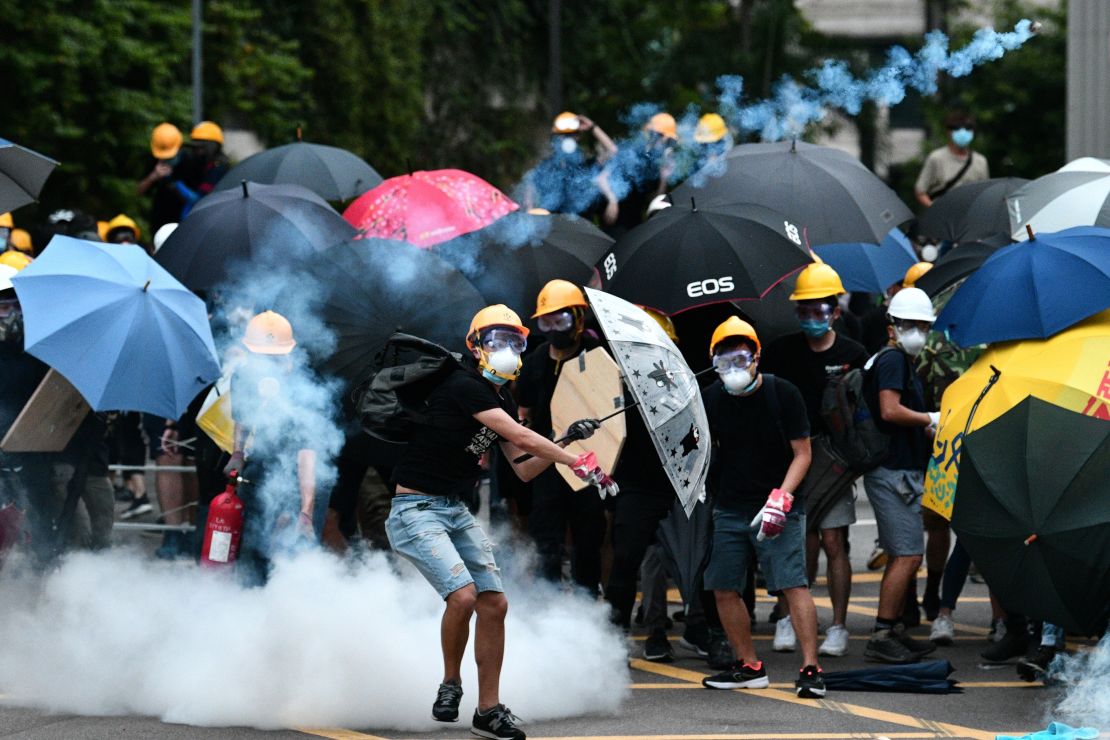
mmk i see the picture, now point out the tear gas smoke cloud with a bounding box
[0,548,629,730]
[1051,635,1110,729]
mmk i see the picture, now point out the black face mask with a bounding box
[548,329,579,349]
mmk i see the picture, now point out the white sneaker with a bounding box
[990,618,1007,643]
[773,615,797,652]
[818,624,850,656]
[930,614,956,646]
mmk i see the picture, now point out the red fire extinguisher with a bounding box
[201,471,244,568]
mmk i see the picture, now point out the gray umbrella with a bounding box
[0,137,59,214]
[214,139,382,202]
[1007,157,1110,241]
[669,140,912,246]
[656,498,712,607]
[918,177,1028,243]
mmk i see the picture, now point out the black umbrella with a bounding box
[434,211,608,320]
[596,202,812,316]
[918,177,1029,243]
[656,499,711,607]
[0,137,59,213]
[669,140,912,246]
[214,138,382,201]
[156,181,356,290]
[914,236,1011,297]
[822,661,961,694]
[951,398,1110,636]
[303,238,486,388]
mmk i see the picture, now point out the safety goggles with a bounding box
[712,347,755,373]
[480,328,527,354]
[536,310,575,333]
[795,303,835,321]
[892,318,933,334]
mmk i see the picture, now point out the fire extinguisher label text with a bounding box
[208,531,233,563]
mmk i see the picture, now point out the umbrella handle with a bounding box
[510,402,641,465]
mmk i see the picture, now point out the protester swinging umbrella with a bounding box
[918,177,1028,244]
[922,309,1110,520]
[0,137,59,214]
[812,228,917,294]
[436,211,610,319]
[596,201,812,316]
[155,181,356,290]
[952,397,1110,636]
[214,132,382,201]
[913,235,1011,297]
[584,287,709,515]
[11,235,220,420]
[1008,157,1110,241]
[936,226,1110,347]
[669,140,912,246]
[343,169,518,248]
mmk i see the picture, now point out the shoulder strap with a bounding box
[928,154,974,199]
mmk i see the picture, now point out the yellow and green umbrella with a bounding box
[924,309,1110,519]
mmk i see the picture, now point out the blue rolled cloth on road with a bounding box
[820,659,961,694]
[995,721,1100,740]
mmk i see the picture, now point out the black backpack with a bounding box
[820,347,908,473]
[356,332,465,444]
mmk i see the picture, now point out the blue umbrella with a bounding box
[935,226,1110,347]
[813,228,917,293]
[11,236,220,419]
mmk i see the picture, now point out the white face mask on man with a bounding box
[720,367,757,395]
[894,327,928,356]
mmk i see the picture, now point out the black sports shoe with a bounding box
[707,627,735,669]
[120,495,153,520]
[1018,645,1060,682]
[865,629,919,664]
[471,704,525,740]
[795,665,827,698]
[678,622,709,656]
[432,681,463,722]
[702,661,769,690]
[643,628,674,663]
[981,627,1030,664]
[893,623,936,657]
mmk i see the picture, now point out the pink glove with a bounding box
[750,488,794,541]
[571,451,620,499]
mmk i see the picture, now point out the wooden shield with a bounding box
[1,369,90,452]
[550,347,626,490]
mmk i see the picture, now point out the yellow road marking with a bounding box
[629,659,998,740]
[297,729,391,740]
[629,681,1039,690]
[530,734,946,739]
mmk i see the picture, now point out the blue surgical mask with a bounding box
[951,128,974,148]
[800,318,831,338]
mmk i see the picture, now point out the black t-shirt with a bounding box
[515,335,601,439]
[392,366,518,496]
[0,342,47,440]
[761,332,868,435]
[703,375,810,514]
[146,156,185,234]
[867,348,929,471]
[613,395,672,492]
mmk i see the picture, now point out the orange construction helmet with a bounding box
[9,228,32,254]
[243,310,296,355]
[552,112,581,134]
[641,306,678,342]
[467,304,529,350]
[645,112,677,140]
[709,316,760,357]
[0,213,12,229]
[151,122,183,159]
[533,279,587,318]
[190,120,224,145]
[903,261,934,287]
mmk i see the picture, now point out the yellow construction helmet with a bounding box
[533,279,587,318]
[694,113,728,144]
[190,120,224,145]
[96,221,110,241]
[467,304,529,350]
[0,213,12,229]
[9,229,31,254]
[243,310,296,355]
[106,214,141,240]
[0,250,33,271]
[641,306,678,342]
[710,316,760,358]
[789,263,845,301]
[150,122,183,159]
[645,112,677,140]
[552,112,581,134]
[903,261,935,287]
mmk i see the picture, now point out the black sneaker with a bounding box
[795,665,827,698]
[471,704,525,740]
[643,628,674,663]
[120,495,153,520]
[865,629,919,664]
[678,622,709,656]
[702,661,770,690]
[707,627,735,670]
[1018,645,1060,682]
[432,681,463,722]
[113,484,131,502]
[893,623,936,657]
[981,628,1030,664]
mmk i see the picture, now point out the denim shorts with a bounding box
[386,494,503,599]
[863,466,924,557]
[703,507,808,595]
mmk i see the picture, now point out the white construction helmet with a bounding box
[152,222,178,254]
[887,287,936,323]
[647,194,672,217]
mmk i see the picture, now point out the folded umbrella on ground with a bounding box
[813,228,917,294]
[214,137,382,201]
[918,177,1028,244]
[0,137,58,214]
[820,660,961,694]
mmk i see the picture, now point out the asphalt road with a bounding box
[0,491,1096,740]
